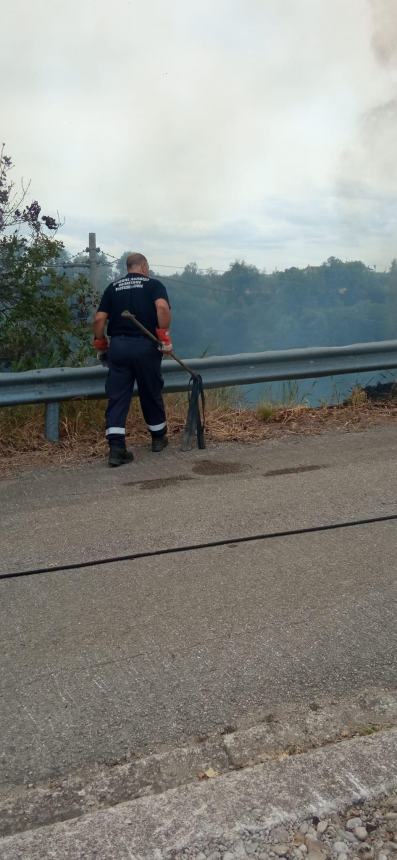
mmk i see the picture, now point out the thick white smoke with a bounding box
[335,0,397,260]
[370,0,397,67]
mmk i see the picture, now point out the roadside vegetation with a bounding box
[2,387,397,477]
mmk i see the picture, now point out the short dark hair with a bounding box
[126,252,148,270]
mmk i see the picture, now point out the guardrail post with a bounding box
[45,402,60,442]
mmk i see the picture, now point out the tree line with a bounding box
[1,148,396,370]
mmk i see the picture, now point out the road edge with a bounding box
[1,727,396,859]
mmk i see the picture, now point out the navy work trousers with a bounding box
[105,335,167,448]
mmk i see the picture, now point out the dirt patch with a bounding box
[128,475,194,491]
[265,464,327,477]
[192,460,247,476]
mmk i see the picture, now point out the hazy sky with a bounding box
[2,0,397,272]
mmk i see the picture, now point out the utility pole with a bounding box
[86,232,100,298]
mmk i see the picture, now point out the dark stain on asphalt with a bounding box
[126,475,194,490]
[192,460,247,476]
[264,464,327,477]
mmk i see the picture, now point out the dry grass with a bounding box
[346,385,369,408]
[257,401,278,422]
[1,390,397,478]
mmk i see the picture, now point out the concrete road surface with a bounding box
[2,425,397,575]
[0,427,396,792]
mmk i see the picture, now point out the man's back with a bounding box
[98,273,170,338]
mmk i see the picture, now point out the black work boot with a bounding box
[151,435,169,453]
[108,446,134,467]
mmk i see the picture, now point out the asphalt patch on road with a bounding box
[265,464,328,477]
[192,460,248,476]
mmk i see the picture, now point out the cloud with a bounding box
[2,0,396,269]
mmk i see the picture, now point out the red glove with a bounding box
[156,328,173,353]
[93,337,108,352]
[93,337,109,365]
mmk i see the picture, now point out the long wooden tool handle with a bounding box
[121,310,198,378]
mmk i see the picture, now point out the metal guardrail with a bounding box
[1,339,397,442]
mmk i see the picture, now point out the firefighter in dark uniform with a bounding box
[93,252,172,467]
